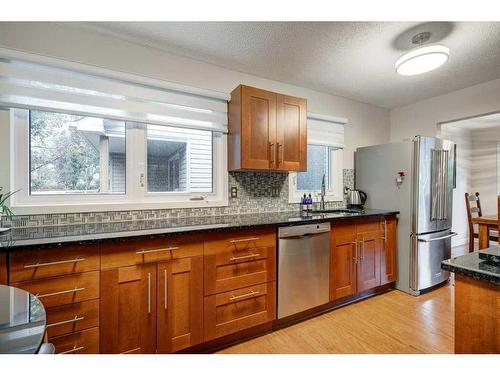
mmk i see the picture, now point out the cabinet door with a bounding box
[157,257,203,353]
[100,264,157,354]
[0,252,6,284]
[276,94,307,171]
[381,216,398,284]
[330,221,358,301]
[241,86,276,170]
[357,230,382,293]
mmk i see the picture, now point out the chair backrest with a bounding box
[465,192,482,234]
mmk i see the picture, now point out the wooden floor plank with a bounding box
[218,284,454,354]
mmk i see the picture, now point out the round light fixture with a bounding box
[395,32,450,76]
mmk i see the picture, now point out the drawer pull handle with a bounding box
[229,253,260,262]
[59,345,84,354]
[229,237,259,244]
[36,287,85,299]
[24,258,86,269]
[47,315,84,328]
[229,290,259,301]
[147,272,151,314]
[136,246,179,255]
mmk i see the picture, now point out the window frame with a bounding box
[288,146,344,204]
[10,108,228,215]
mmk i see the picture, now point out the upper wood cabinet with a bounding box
[228,85,307,172]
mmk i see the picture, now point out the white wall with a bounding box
[390,77,500,142]
[470,126,500,216]
[0,22,391,170]
[439,125,471,246]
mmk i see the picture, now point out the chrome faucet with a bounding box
[320,174,326,210]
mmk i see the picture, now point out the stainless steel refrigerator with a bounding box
[355,136,456,296]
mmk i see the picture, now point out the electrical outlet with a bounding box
[271,186,279,197]
[230,186,238,198]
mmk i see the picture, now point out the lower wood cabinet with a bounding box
[0,252,6,284]
[204,282,276,341]
[51,326,100,354]
[100,256,204,354]
[157,256,203,353]
[100,263,157,354]
[330,215,397,301]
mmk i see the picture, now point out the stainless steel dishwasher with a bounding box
[278,222,330,319]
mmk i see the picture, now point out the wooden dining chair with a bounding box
[465,192,482,253]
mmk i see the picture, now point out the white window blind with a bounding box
[0,48,229,133]
[307,112,347,148]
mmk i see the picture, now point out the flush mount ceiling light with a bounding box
[395,32,450,76]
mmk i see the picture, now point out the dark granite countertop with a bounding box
[441,246,500,286]
[0,209,398,249]
[0,285,46,354]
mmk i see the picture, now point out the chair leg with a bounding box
[468,233,474,253]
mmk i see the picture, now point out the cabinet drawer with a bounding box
[356,218,381,234]
[101,235,203,269]
[52,327,99,354]
[204,229,276,255]
[204,245,276,295]
[10,245,100,283]
[46,299,99,339]
[12,271,99,308]
[204,282,276,341]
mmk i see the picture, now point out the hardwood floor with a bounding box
[217,245,473,354]
[218,283,454,354]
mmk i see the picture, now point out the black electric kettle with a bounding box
[346,188,367,208]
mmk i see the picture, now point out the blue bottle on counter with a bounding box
[301,194,308,212]
[307,194,313,211]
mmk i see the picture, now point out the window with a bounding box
[29,110,126,195]
[146,125,213,193]
[12,109,227,214]
[289,145,343,203]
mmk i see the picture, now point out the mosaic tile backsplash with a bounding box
[3,169,354,228]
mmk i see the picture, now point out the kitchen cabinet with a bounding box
[100,264,157,354]
[381,216,398,284]
[0,253,6,284]
[228,85,307,172]
[330,216,396,301]
[9,244,101,354]
[157,256,203,353]
[356,220,382,293]
[329,220,358,300]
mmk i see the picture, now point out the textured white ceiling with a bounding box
[81,22,500,109]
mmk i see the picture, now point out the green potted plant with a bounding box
[0,190,19,234]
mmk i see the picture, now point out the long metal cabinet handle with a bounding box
[136,246,178,255]
[47,315,84,328]
[147,272,151,314]
[360,240,365,260]
[59,345,84,354]
[269,142,275,166]
[36,287,85,299]
[278,143,284,164]
[229,290,259,301]
[381,220,387,241]
[229,237,259,244]
[417,232,458,242]
[352,241,357,264]
[164,269,168,311]
[24,258,86,269]
[230,253,260,262]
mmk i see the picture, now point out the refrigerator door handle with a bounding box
[417,232,457,242]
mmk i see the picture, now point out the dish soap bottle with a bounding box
[307,194,313,211]
[301,194,308,212]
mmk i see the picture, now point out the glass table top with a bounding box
[0,284,47,354]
